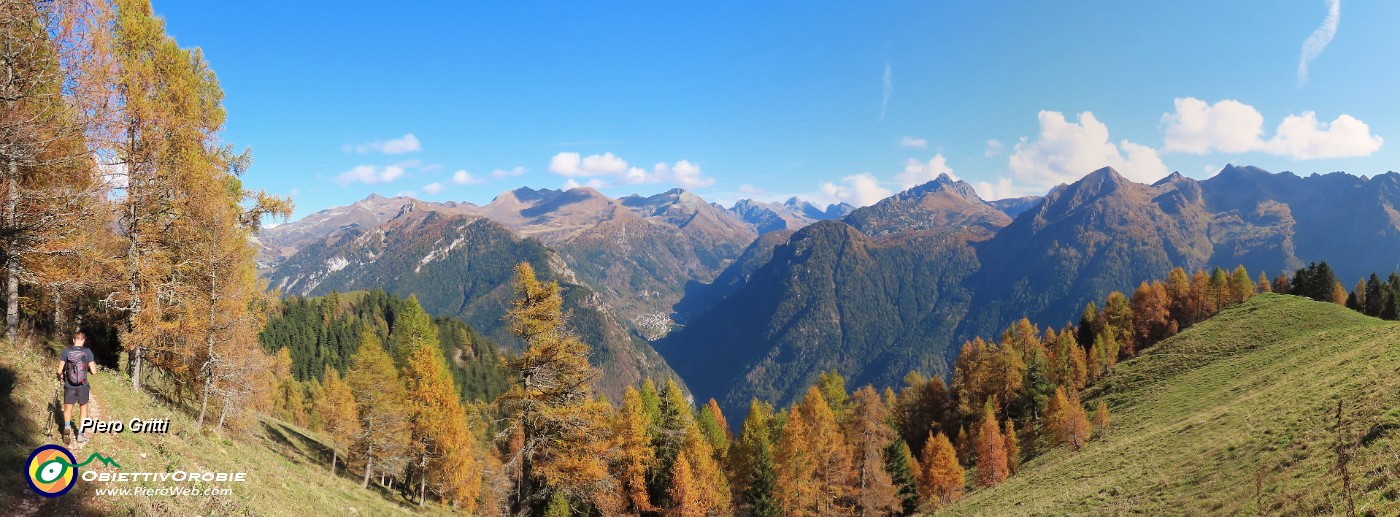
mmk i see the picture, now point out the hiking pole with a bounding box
[43,376,59,441]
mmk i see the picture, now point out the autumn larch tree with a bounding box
[849,386,899,516]
[974,404,1009,487]
[0,0,106,343]
[1131,280,1171,347]
[918,431,964,511]
[1043,386,1069,447]
[667,454,701,517]
[1229,265,1254,304]
[317,366,360,479]
[1100,291,1134,357]
[1066,390,1093,450]
[613,386,654,515]
[402,325,481,509]
[1003,419,1021,475]
[799,386,854,515]
[345,329,410,489]
[1093,401,1111,438]
[497,262,617,514]
[775,405,816,515]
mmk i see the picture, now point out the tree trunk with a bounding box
[52,290,62,336]
[197,269,217,427]
[6,156,18,344]
[131,346,142,390]
[329,446,338,478]
[361,447,374,489]
[218,391,229,429]
[419,457,427,506]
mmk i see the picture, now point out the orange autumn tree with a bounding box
[498,263,618,514]
[1093,401,1111,437]
[667,454,701,517]
[775,405,817,514]
[848,386,900,516]
[317,366,359,479]
[775,386,854,516]
[974,404,1009,487]
[1003,419,1021,475]
[403,326,482,509]
[613,386,654,515]
[1066,390,1094,450]
[919,431,964,510]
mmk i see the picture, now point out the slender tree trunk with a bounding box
[218,391,229,429]
[361,445,374,489]
[6,156,18,344]
[197,270,217,427]
[329,446,338,478]
[126,136,143,390]
[419,457,427,506]
[52,289,62,335]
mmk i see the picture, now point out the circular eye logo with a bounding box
[26,444,78,498]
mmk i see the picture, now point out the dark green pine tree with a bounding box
[1365,273,1384,317]
[885,438,920,516]
[746,432,781,517]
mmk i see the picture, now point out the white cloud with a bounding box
[547,152,714,189]
[1297,0,1340,86]
[354,134,422,155]
[896,154,956,189]
[452,169,485,185]
[899,136,928,149]
[548,152,628,177]
[422,182,444,195]
[880,63,892,121]
[1162,98,1266,154]
[1161,97,1382,160]
[563,178,607,190]
[973,177,1026,201]
[984,139,1004,157]
[819,173,892,207]
[490,166,528,179]
[336,164,406,186]
[1008,110,1169,188]
[655,160,715,188]
[1266,111,1382,159]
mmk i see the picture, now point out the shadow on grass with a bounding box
[258,418,418,508]
[0,343,105,516]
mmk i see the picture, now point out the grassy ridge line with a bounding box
[941,293,1400,516]
[1,340,455,516]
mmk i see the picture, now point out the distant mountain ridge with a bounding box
[661,165,1400,417]
[262,208,677,398]
[258,165,1400,416]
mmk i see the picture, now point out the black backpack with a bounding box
[64,349,87,386]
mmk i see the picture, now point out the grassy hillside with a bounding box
[0,339,455,516]
[943,293,1400,516]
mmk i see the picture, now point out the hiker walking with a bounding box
[56,330,97,444]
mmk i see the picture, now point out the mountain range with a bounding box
[258,186,852,397]
[257,165,1400,410]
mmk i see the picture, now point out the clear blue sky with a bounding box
[151,1,1399,220]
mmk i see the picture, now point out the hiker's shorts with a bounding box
[63,384,89,405]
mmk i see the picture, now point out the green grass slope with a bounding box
[942,293,1400,516]
[1,340,455,516]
